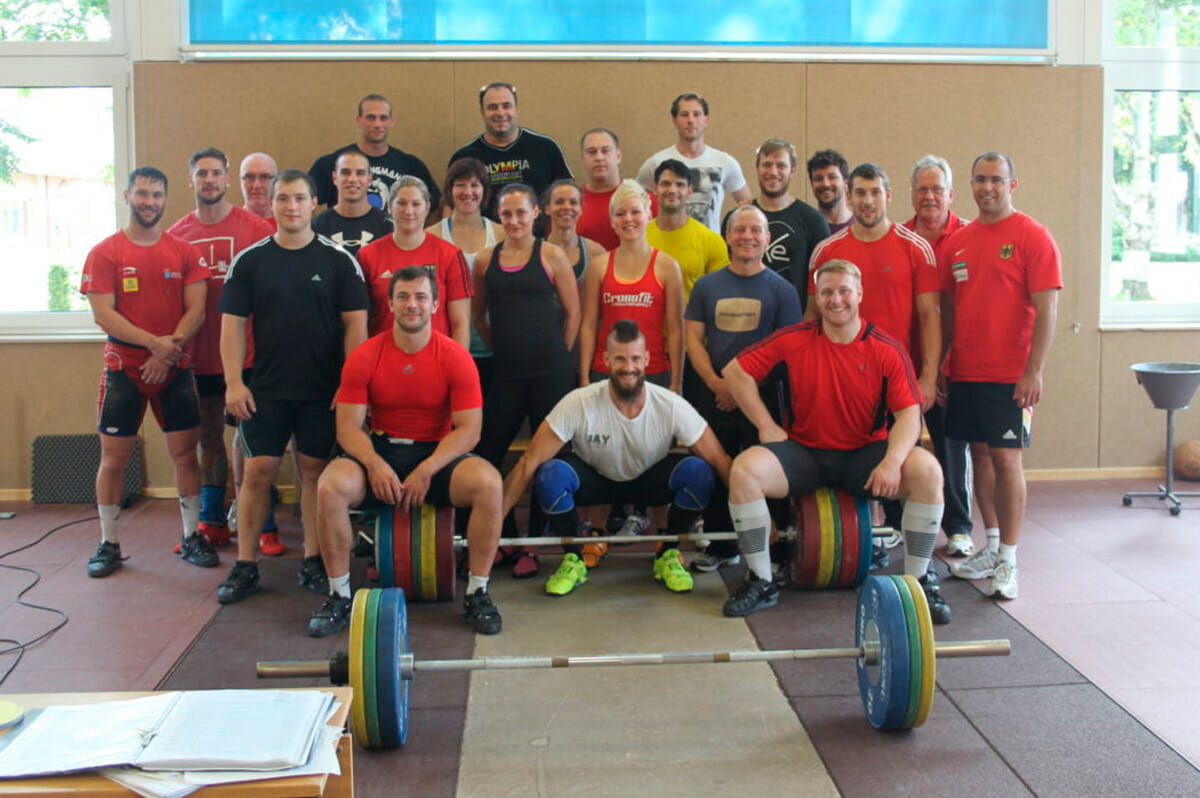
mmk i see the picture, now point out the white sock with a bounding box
[986,527,1000,553]
[328,572,351,599]
[98,504,121,544]
[997,543,1018,566]
[467,573,490,594]
[902,501,943,578]
[730,499,772,581]
[179,494,201,539]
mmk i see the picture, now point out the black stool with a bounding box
[1122,362,1200,516]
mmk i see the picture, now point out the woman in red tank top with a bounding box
[577,180,684,392]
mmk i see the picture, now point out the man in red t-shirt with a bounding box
[720,260,951,622]
[310,266,504,638]
[942,152,1063,601]
[577,128,657,251]
[80,166,214,579]
[168,147,273,545]
[902,154,974,560]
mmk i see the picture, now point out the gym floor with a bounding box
[1,477,1198,796]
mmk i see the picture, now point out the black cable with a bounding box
[0,516,93,686]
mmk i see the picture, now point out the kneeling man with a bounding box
[312,266,503,637]
[503,319,731,596]
[723,260,951,622]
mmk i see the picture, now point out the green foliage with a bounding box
[46,264,71,311]
[0,118,34,184]
[1115,0,1199,47]
[0,0,109,41]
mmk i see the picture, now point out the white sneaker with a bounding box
[988,561,1019,599]
[617,511,650,537]
[945,534,976,557]
[689,551,741,573]
[949,547,997,580]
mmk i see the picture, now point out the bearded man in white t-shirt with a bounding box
[501,319,731,597]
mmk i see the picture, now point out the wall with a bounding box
[3,58,1197,493]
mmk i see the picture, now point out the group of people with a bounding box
[78,85,1062,639]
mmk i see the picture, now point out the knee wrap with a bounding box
[669,456,715,512]
[533,459,580,514]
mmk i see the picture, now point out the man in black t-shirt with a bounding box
[216,169,369,607]
[448,82,572,220]
[722,138,829,312]
[308,93,442,214]
[311,148,392,256]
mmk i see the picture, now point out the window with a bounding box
[0,1,127,340]
[187,0,1050,49]
[1103,0,1200,326]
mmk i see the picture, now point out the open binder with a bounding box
[0,690,334,779]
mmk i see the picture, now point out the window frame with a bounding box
[1100,3,1200,328]
[0,1,130,342]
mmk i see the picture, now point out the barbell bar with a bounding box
[256,575,1011,747]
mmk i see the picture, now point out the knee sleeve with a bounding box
[669,456,716,512]
[533,459,580,514]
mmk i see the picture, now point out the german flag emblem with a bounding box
[999,244,1014,259]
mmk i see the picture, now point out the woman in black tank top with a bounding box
[471,183,580,577]
[543,179,607,287]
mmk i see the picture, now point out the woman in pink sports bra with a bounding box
[577,179,684,393]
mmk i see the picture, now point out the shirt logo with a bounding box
[122,266,138,276]
[1002,429,1018,440]
[999,244,1014,260]
[952,261,968,282]
[403,365,414,374]
[586,433,611,446]
[122,277,139,292]
[379,269,393,280]
[163,270,182,280]
[602,291,654,308]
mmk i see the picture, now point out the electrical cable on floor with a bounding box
[0,516,93,686]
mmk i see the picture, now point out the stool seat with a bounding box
[1123,362,1200,516]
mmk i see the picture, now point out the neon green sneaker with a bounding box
[653,548,694,593]
[546,553,588,596]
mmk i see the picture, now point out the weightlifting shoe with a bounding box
[179,531,219,568]
[949,547,997,580]
[197,521,231,547]
[546,553,588,596]
[512,552,540,579]
[617,510,650,536]
[869,542,890,572]
[217,560,261,604]
[308,594,353,637]
[945,533,976,557]
[988,561,1019,600]
[690,550,741,573]
[259,531,285,557]
[723,574,780,617]
[87,541,125,578]
[462,588,503,635]
[297,555,329,594]
[919,571,953,625]
[653,548,694,593]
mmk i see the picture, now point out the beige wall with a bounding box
[2,59,1197,493]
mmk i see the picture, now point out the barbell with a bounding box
[372,487,883,601]
[257,575,1011,748]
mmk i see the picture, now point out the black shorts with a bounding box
[761,439,889,498]
[238,397,335,459]
[97,366,199,437]
[224,368,255,427]
[546,451,690,509]
[345,436,473,509]
[945,381,1032,449]
[195,373,225,399]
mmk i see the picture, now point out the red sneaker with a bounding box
[198,521,231,546]
[259,531,285,557]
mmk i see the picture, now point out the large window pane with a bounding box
[0,0,111,42]
[188,0,1048,48]
[0,87,115,313]
[1109,90,1200,311]
[1115,0,1199,48]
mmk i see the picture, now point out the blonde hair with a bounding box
[814,259,862,287]
[609,178,651,216]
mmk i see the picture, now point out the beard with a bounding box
[610,369,645,400]
[132,207,164,228]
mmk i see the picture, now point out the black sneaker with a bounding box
[462,588,502,635]
[920,571,953,625]
[870,542,890,572]
[308,593,353,637]
[217,560,261,605]
[297,555,329,594]
[87,541,125,578]
[723,575,780,617]
[179,531,219,568]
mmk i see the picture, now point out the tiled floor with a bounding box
[1,476,1199,794]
